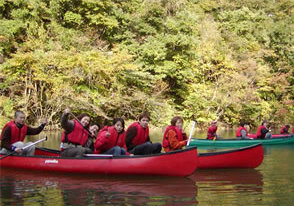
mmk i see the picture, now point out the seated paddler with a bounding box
[256,120,272,139]
[280,125,290,134]
[94,118,128,156]
[60,108,93,158]
[207,120,220,140]
[162,116,187,152]
[125,113,162,155]
[236,121,253,140]
[0,110,47,156]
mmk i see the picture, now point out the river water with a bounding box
[1,129,294,206]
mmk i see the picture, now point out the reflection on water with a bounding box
[191,169,263,194]
[0,168,197,206]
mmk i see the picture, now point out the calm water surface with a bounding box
[1,129,294,206]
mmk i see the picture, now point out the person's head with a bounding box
[240,121,247,127]
[138,113,150,129]
[14,110,25,125]
[77,113,91,127]
[261,120,267,126]
[211,120,217,126]
[113,118,125,133]
[171,116,183,129]
[285,125,290,129]
[89,124,100,136]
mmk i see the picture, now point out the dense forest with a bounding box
[0,0,294,129]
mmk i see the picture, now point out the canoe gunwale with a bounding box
[27,146,198,160]
[194,135,294,141]
[198,143,262,157]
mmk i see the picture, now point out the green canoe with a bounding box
[189,135,294,148]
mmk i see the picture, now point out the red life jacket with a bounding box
[236,126,248,137]
[0,121,28,144]
[61,120,88,146]
[127,122,149,146]
[256,125,267,137]
[280,126,289,134]
[207,126,217,139]
[162,125,184,148]
[94,126,127,154]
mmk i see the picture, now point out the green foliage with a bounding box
[1,0,294,129]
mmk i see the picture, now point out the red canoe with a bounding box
[198,143,264,169]
[0,147,198,177]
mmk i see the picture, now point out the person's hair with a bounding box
[138,113,150,121]
[171,116,183,126]
[14,110,25,118]
[77,113,90,121]
[90,123,100,131]
[286,125,290,129]
[113,118,125,130]
[77,113,91,128]
[261,120,267,126]
[240,121,247,127]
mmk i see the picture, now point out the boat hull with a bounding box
[0,147,198,177]
[198,144,264,169]
[190,135,294,148]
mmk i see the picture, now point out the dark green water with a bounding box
[1,129,294,206]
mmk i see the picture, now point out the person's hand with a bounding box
[64,108,71,114]
[42,117,48,125]
[14,148,22,154]
[105,132,110,138]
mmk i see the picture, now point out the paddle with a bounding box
[69,112,95,138]
[0,136,48,160]
[83,154,113,157]
[186,120,197,146]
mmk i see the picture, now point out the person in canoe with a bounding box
[207,120,220,140]
[60,108,93,157]
[162,116,188,152]
[94,118,128,155]
[84,123,100,153]
[236,121,253,140]
[125,113,162,155]
[256,120,272,139]
[0,110,48,156]
[280,125,290,134]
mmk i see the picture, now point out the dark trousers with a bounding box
[61,147,92,158]
[129,142,162,155]
[104,146,127,156]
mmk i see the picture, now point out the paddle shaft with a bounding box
[83,154,113,157]
[0,137,47,160]
[186,120,197,146]
[69,112,95,138]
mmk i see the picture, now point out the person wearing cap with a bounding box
[207,121,220,140]
[236,121,253,140]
